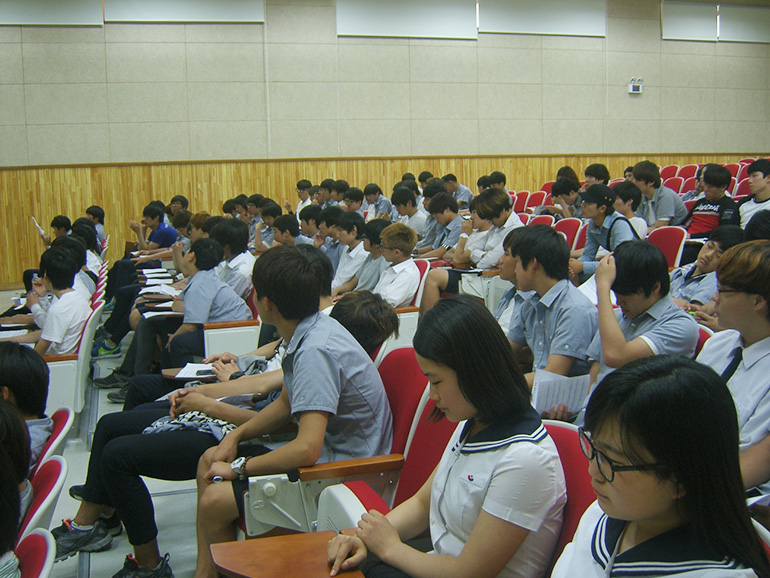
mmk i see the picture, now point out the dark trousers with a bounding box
[81,406,219,546]
[106,259,138,301]
[118,316,204,377]
[123,375,179,411]
[103,284,142,344]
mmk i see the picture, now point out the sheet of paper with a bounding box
[143,270,173,278]
[531,370,592,414]
[0,329,30,338]
[143,278,173,285]
[142,311,183,319]
[577,274,618,307]
[0,323,28,328]
[31,216,45,238]
[139,285,181,296]
[140,268,167,273]
[176,363,214,379]
[152,302,174,309]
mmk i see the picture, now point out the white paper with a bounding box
[143,278,173,285]
[152,302,174,309]
[577,275,618,307]
[175,363,214,379]
[0,323,28,328]
[531,370,592,414]
[0,329,30,338]
[142,311,183,319]
[139,285,181,296]
[143,270,173,278]
[131,251,141,256]
[31,216,45,239]
[140,268,167,273]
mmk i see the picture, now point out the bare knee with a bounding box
[199,483,237,524]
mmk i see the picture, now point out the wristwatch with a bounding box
[230,457,248,480]
[229,371,245,381]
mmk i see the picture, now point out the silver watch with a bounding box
[231,457,248,480]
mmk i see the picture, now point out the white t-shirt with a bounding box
[40,290,91,354]
[331,242,368,291]
[372,258,420,308]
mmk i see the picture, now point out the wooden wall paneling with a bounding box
[0,153,762,287]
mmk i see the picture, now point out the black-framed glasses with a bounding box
[578,428,666,483]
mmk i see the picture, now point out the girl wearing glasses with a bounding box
[551,355,770,577]
[327,295,567,578]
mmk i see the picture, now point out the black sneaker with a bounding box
[94,370,130,390]
[93,326,110,343]
[107,384,129,404]
[54,518,113,562]
[112,553,173,578]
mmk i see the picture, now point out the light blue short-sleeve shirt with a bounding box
[181,268,252,325]
[669,263,717,305]
[579,213,639,277]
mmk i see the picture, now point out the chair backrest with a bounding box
[376,348,429,455]
[246,287,259,319]
[16,529,55,578]
[736,163,750,182]
[553,218,582,248]
[734,177,751,198]
[683,199,697,212]
[663,176,684,194]
[529,215,555,227]
[694,324,714,358]
[395,394,460,507]
[30,408,74,478]
[608,178,625,187]
[543,421,595,576]
[75,301,105,411]
[517,212,530,225]
[723,163,741,178]
[681,176,697,194]
[677,164,699,179]
[410,259,430,307]
[573,223,588,251]
[660,164,679,180]
[525,191,546,209]
[512,192,529,213]
[18,456,67,542]
[647,226,687,268]
[541,180,555,195]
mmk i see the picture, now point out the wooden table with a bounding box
[210,531,364,578]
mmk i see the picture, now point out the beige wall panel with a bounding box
[184,23,262,44]
[105,43,187,83]
[105,23,185,43]
[187,82,266,122]
[478,120,543,155]
[268,120,339,158]
[408,44,478,84]
[543,84,605,120]
[604,119,661,153]
[715,89,766,122]
[477,83,542,120]
[660,86,715,120]
[714,56,766,91]
[542,49,605,86]
[269,82,338,120]
[21,26,103,44]
[266,43,337,82]
[107,82,188,123]
[605,87,661,120]
[542,120,605,154]
[411,120,479,156]
[660,120,716,153]
[715,121,768,153]
[337,44,410,83]
[0,43,23,84]
[264,3,336,44]
[477,47,542,84]
[27,124,110,165]
[109,122,190,163]
[0,126,28,166]
[607,0,659,20]
[338,120,412,157]
[190,121,267,161]
[607,17,661,54]
[661,39,716,56]
[542,36,605,52]
[606,51,659,86]
[0,84,25,125]
[660,53,716,88]
[25,83,108,124]
[715,41,769,59]
[410,83,478,120]
[22,43,105,84]
[338,83,410,120]
[0,27,21,43]
[477,32,541,50]
[186,43,264,82]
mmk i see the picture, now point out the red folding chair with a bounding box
[663,176,684,194]
[411,259,430,307]
[517,213,530,225]
[723,163,740,178]
[512,192,529,213]
[681,176,698,195]
[526,191,547,210]
[573,224,588,251]
[30,408,74,478]
[541,181,555,195]
[16,529,55,578]
[647,226,687,268]
[733,178,751,199]
[18,457,67,542]
[677,164,699,180]
[660,165,679,180]
[529,215,556,227]
[553,218,582,248]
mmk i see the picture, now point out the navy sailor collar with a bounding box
[591,513,742,576]
[457,405,546,454]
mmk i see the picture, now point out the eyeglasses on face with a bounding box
[578,427,665,483]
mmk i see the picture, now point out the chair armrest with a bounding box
[481,269,501,276]
[204,320,260,330]
[394,306,419,315]
[43,354,78,363]
[298,454,405,482]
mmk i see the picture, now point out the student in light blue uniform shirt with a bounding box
[364,183,397,221]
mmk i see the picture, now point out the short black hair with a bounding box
[748,159,770,178]
[247,194,264,207]
[260,202,283,220]
[612,240,670,297]
[330,291,399,355]
[0,343,49,419]
[142,204,165,221]
[210,217,249,255]
[71,222,100,254]
[551,177,580,198]
[612,180,643,211]
[745,210,770,242]
[632,160,662,188]
[391,187,417,208]
[474,188,511,220]
[0,398,31,485]
[233,194,249,209]
[363,219,391,246]
[422,180,447,200]
[584,163,610,184]
[170,195,189,209]
[297,179,312,190]
[318,205,344,227]
[702,164,732,189]
[344,187,364,203]
[488,171,506,186]
[427,192,459,215]
[50,235,87,269]
[272,214,300,238]
[252,246,322,320]
[418,171,433,184]
[508,224,569,280]
[85,205,105,224]
[401,172,416,181]
[363,183,383,198]
[222,199,237,215]
[189,238,225,271]
[202,216,225,234]
[39,246,78,290]
[336,211,366,238]
[320,178,335,191]
[51,215,71,231]
[477,175,490,189]
[296,244,334,298]
[709,225,744,252]
[332,179,350,195]
[299,204,322,224]
[442,173,458,183]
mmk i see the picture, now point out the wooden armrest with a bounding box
[43,354,78,362]
[297,454,405,481]
[204,320,260,330]
[481,269,500,276]
[395,306,419,315]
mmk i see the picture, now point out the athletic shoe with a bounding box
[54,518,113,562]
[93,370,130,390]
[93,326,110,343]
[92,340,122,358]
[103,299,115,312]
[112,553,173,578]
[107,385,129,404]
